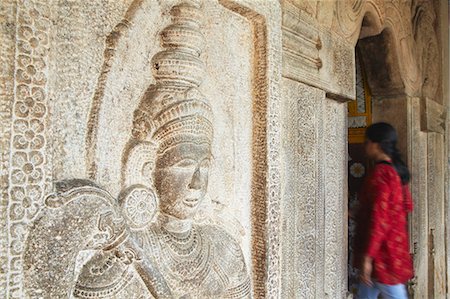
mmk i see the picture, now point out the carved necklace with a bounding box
[161,225,199,256]
[158,225,212,283]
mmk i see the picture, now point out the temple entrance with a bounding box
[347,46,372,295]
[346,30,413,295]
[347,22,447,296]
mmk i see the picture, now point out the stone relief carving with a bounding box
[384,1,421,96]
[22,1,252,298]
[4,1,52,297]
[280,79,322,298]
[334,0,385,43]
[323,98,347,299]
[281,1,356,100]
[412,0,440,101]
[345,0,441,99]
[1,0,278,297]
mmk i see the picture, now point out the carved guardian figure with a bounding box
[23,1,250,298]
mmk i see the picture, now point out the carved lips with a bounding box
[183,197,200,208]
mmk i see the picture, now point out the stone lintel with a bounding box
[281,1,355,101]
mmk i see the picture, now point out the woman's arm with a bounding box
[365,166,392,259]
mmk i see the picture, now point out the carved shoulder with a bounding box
[201,225,251,297]
[201,225,249,280]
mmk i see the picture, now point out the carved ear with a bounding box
[121,139,158,188]
[118,184,158,230]
[120,135,159,231]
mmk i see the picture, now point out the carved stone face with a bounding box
[154,142,211,220]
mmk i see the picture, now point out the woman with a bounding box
[354,122,414,299]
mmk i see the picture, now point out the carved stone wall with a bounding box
[0,1,17,296]
[280,79,347,298]
[0,0,448,298]
[1,0,282,298]
[280,79,323,298]
[323,98,347,299]
[280,0,448,298]
[407,97,429,298]
[1,1,53,297]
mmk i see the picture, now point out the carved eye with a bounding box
[172,159,197,168]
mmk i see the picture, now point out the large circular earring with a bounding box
[119,184,158,230]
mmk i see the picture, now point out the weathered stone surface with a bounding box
[281,1,355,99]
[420,97,446,134]
[280,79,347,298]
[0,0,447,298]
[0,1,17,296]
[407,96,429,298]
[426,132,446,298]
[1,0,282,297]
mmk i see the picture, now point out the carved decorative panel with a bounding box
[281,79,321,298]
[4,1,52,297]
[427,133,446,298]
[323,98,347,298]
[412,0,440,101]
[334,0,385,42]
[281,1,355,100]
[280,79,348,298]
[1,0,283,298]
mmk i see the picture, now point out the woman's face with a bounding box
[364,139,379,159]
[153,143,211,220]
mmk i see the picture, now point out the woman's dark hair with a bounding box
[365,122,410,185]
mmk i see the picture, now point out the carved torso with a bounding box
[74,224,250,299]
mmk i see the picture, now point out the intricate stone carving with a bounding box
[384,1,421,96]
[333,0,385,43]
[120,185,158,230]
[4,1,52,297]
[426,133,446,298]
[23,180,126,298]
[323,98,347,298]
[412,0,440,101]
[279,80,348,298]
[407,96,429,298]
[20,1,262,298]
[80,1,251,296]
[332,0,442,99]
[281,1,355,100]
[281,79,323,298]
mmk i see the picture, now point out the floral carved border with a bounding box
[6,0,51,297]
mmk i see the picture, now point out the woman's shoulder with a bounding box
[200,224,245,259]
[374,161,395,169]
[200,224,240,245]
[373,162,398,179]
[199,224,248,278]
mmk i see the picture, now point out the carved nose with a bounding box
[188,168,202,190]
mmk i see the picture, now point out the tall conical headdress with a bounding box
[132,0,213,154]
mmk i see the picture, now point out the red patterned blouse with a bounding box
[353,161,414,285]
